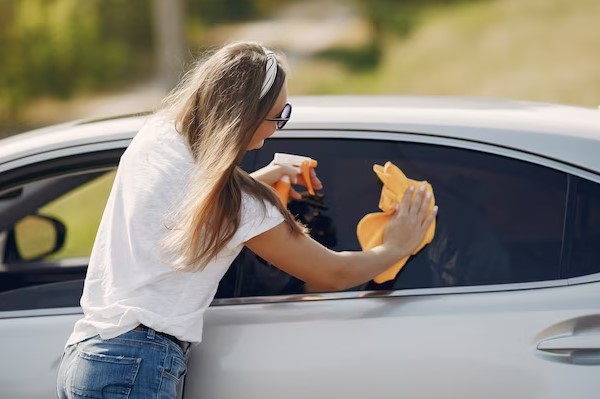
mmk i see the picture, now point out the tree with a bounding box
[152,0,188,90]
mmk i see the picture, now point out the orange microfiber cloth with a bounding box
[357,162,436,284]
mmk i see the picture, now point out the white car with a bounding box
[1,96,599,398]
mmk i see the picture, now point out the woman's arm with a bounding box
[246,185,437,291]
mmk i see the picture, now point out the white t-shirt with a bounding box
[67,116,284,345]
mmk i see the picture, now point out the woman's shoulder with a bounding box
[229,191,284,248]
[138,114,178,140]
[126,115,192,162]
[239,191,283,225]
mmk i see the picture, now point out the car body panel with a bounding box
[2,279,599,399]
[0,311,81,399]
[189,280,600,399]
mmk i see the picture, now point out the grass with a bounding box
[289,0,600,107]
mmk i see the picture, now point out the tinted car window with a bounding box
[241,138,567,295]
[0,150,257,311]
[0,171,115,310]
[569,177,600,278]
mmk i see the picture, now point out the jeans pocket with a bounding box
[162,352,187,382]
[157,352,187,399]
[70,350,142,399]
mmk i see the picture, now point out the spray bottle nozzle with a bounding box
[272,153,319,203]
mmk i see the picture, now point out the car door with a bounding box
[185,131,600,399]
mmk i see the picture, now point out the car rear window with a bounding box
[569,177,600,278]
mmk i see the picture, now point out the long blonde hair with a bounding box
[159,42,306,272]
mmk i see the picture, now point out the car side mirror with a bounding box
[4,214,67,262]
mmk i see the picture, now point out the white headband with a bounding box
[260,49,278,99]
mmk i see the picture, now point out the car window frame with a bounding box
[2,129,598,315]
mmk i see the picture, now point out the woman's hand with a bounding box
[382,184,438,258]
[250,162,323,200]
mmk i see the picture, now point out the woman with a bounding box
[56,42,436,399]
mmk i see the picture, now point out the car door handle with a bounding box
[537,334,600,352]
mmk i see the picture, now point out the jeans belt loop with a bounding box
[146,326,156,340]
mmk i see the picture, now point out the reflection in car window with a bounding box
[241,138,567,296]
[569,178,600,278]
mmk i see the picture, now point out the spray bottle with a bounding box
[272,153,318,204]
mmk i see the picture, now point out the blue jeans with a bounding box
[56,327,191,399]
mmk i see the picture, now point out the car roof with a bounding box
[1,95,599,173]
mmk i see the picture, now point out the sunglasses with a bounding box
[265,103,292,130]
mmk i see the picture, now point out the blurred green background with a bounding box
[1,0,599,138]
